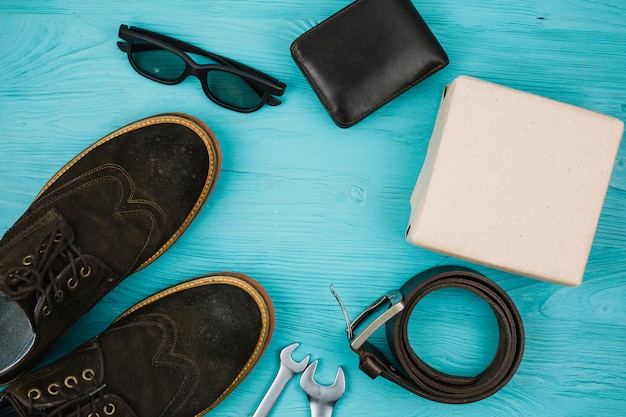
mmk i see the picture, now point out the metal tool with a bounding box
[252,343,310,417]
[299,360,346,417]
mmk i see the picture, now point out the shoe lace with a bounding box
[2,222,91,314]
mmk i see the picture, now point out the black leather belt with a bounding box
[332,266,524,404]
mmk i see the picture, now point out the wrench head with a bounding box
[280,343,310,373]
[299,360,346,403]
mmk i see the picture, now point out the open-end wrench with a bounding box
[252,343,310,417]
[299,360,345,417]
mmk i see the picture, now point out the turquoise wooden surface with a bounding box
[1,0,625,415]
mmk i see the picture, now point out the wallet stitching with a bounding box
[291,0,448,127]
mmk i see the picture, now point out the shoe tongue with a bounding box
[0,209,74,324]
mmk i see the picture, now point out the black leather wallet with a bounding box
[290,0,449,128]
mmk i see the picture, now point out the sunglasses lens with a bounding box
[131,40,186,81]
[206,69,264,110]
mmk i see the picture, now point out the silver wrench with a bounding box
[299,360,346,417]
[252,343,310,417]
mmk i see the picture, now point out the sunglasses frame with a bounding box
[118,25,286,113]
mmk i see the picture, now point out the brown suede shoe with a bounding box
[0,273,275,417]
[0,114,221,385]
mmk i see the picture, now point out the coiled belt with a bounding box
[332,266,524,404]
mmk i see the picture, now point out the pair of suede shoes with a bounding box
[0,114,275,417]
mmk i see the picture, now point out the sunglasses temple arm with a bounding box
[189,46,287,96]
[119,28,236,69]
[266,96,282,106]
[163,38,286,93]
[223,58,287,95]
[182,44,285,89]
[118,41,177,54]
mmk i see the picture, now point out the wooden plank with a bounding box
[0,0,625,415]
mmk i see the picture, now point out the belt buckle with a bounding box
[330,285,405,351]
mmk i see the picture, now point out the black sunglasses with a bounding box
[117,25,286,113]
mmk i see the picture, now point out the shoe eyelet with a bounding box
[47,383,60,395]
[53,233,63,243]
[82,368,95,381]
[42,305,52,316]
[22,255,34,266]
[27,388,41,400]
[64,375,78,388]
[104,403,116,415]
[81,266,92,278]
[88,413,101,417]
[67,277,78,290]
[54,290,64,302]
[39,243,47,254]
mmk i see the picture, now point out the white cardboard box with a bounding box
[406,76,624,286]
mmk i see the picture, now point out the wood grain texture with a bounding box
[1,0,625,416]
